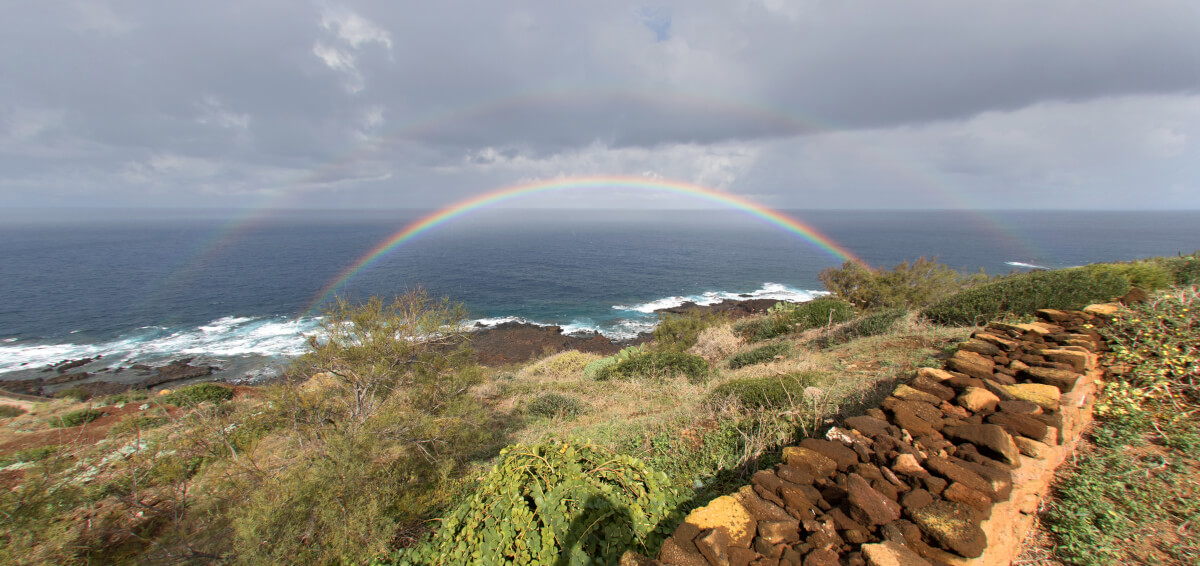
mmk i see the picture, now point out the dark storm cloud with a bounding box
[0,0,1197,208]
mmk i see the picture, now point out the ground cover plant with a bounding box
[0,287,971,564]
[727,342,790,369]
[922,266,1129,325]
[735,297,856,341]
[1041,286,1200,566]
[819,257,990,311]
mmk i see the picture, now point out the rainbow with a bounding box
[307,176,863,312]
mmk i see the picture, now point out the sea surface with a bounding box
[1,209,1197,380]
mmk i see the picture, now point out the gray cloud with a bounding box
[1,0,1197,209]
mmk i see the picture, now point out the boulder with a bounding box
[1020,365,1082,393]
[1013,436,1054,459]
[757,519,801,545]
[1038,349,1089,373]
[1000,383,1061,412]
[971,332,1019,351]
[942,424,1021,466]
[782,447,838,479]
[862,540,932,566]
[892,454,928,477]
[694,528,731,566]
[911,501,987,559]
[958,339,1001,357]
[908,376,956,402]
[946,351,995,381]
[734,486,792,522]
[956,387,999,413]
[915,367,956,382]
[800,439,859,471]
[681,495,757,549]
[846,415,892,438]
[846,473,902,526]
[1083,303,1120,317]
[922,457,996,500]
[985,412,1048,441]
[891,385,943,406]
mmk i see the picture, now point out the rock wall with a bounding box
[651,308,1110,566]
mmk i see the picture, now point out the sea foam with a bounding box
[612,282,825,313]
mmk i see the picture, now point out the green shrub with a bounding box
[160,383,234,407]
[526,393,586,420]
[583,345,646,380]
[819,257,990,310]
[735,298,856,341]
[0,405,26,418]
[107,415,170,437]
[708,372,822,409]
[52,409,105,428]
[1085,262,1173,291]
[0,445,60,468]
[922,268,1129,326]
[99,390,148,406]
[595,351,709,383]
[814,308,908,348]
[52,387,91,402]
[582,356,619,380]
[1155,252,1200,286]
[728,342,791,369]
[652,311,723,352]
[399,442,680,566]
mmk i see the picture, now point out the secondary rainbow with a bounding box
[308,176,864,312]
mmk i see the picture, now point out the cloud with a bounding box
[0,0,1197,210]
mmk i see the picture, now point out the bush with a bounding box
[652,311,724,352]
[728,342,791,369]
[709,372,822,409]
[0,445,60,468]
[688,325,742,364]
[107,415,170,437]
[1085,262,1173,291]
[735,298,856,341]
[399,442,680,566]
[819,257,990,310]
[0,405,26,418]
[52,409,105,428]
[583,345,645,381]
[52,387,91,402]
[813,308,908,348]
[520,350,599,380]
[594,351,709,383]
[230,291,497,564]
[99,390,148,406]
[160,383,234,407]
[922,267,1129,326]
[1154,252,1200,286]
[526,393,586,419]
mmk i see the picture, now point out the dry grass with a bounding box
[688,324,743,364]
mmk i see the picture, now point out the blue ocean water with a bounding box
[1,209,1197,376]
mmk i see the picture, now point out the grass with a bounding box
[0,405,27,418]
[0,300,971,565]
[160,382,235,407]
[51,408,105,428]
[1042,287,1200,566]
[52,387,91,402]
[727,342,791,369]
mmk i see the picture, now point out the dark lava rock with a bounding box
[911,501,986,558]
[469,322,620,365]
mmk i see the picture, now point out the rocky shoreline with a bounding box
[0,297,798,400]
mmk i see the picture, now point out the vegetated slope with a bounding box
[1,254,1193,564]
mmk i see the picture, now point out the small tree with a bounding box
[294,291,472,428]
[819,257,988,310]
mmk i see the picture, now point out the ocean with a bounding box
[2,209,1197,380]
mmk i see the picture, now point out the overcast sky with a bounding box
[2,1,1198,211]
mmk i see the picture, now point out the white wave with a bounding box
[612,283,826,314]
[0,315,321,374]
[469,316,547,328]
[1,338,16,344]
[1005,261,1050,270]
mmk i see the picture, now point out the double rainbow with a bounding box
[307,176,863,313]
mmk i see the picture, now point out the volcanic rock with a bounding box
[910,501,987,559]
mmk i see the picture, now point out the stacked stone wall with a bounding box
[651,308,1111,566]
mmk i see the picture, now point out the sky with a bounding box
[2,1,1199,211]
